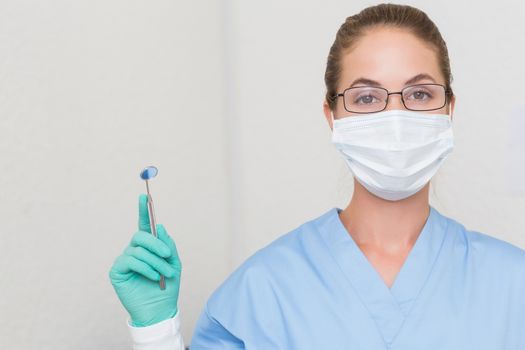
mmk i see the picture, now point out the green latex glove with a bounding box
[109,194,182,327]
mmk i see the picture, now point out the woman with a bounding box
[109,4,525,349]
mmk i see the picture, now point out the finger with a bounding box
[125,246,176,278]
[109,255,131,281]
[131,231,171,258]
[111,255,160,281]
[157,224,182,268]
[138,193,151,233]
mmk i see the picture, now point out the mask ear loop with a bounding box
[330,111,336,131]
[447,101,453,121]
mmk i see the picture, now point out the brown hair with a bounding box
[324,3,454,110]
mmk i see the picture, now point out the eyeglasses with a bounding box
[335,83,452,114]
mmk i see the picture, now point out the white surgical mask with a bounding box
[331,108,454,201]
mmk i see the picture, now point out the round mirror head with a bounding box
[140,166,158,180]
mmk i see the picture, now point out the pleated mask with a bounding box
[331,109,454,201]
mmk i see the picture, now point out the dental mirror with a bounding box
[139,165,166,290]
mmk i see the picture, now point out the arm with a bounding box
[189,303,245,350]
[127,302,244,350]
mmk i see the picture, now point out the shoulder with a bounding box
[211,213,320,287]
[444,212,525,276]
[205,209,332,313]
[224,207,334,275]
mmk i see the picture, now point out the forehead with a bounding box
[339,26,443,89]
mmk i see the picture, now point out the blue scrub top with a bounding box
[190,206,525,349]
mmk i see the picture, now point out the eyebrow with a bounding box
[349,73,436,88]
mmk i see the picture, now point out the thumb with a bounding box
[138,194,151,233]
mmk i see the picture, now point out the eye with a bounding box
[406,89,432,100]
[354,94,378,104]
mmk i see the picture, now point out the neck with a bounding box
[339,180,431,251]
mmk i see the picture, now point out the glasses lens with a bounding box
[343,87,387,113]
[402,84,446,111]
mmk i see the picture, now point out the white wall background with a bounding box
[1,0,524,349]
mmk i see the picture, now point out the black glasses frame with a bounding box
[335,83,453,114]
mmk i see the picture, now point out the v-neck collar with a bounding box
[315,205,450,346]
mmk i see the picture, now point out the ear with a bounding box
[323,99,334,131]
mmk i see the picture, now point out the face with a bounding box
[323,26,455,129]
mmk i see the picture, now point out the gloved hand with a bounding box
[109,194,182,327]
